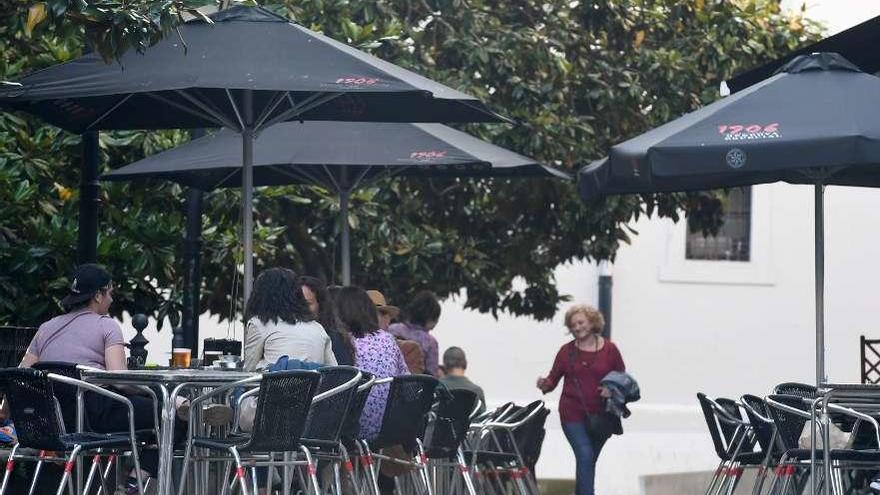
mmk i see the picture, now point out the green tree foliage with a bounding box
[1,0,821,327]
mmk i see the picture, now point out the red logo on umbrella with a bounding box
[335,76,380,86]
[410,151,448,162]
[718,123,780,141]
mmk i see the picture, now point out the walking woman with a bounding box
[536,305,625,495]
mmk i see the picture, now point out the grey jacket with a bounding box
[600,371,640,418]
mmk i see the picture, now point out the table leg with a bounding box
[155,384,174,495]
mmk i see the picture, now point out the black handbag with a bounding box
[568,341,620,443]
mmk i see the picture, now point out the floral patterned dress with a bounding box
[353,329,410,440]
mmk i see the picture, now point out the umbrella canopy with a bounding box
[0,7,506,131]
[727,14,880,93]
[579,52,880,387]
[103,121,569,283]
[0,5,507,306]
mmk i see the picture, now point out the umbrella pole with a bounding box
[340,187,351,285]
[242,91,255,308]
[815,182,825,387]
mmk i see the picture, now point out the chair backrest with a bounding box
[740,394,777,455]
[697,393,735,460]
[716,397,756,453]
[509,400,550,469]
[765,394,810,451]
[0,327,37,368]
[773,382,817,399]
[341,372,374,444]
[0,367,67,451]
[246,370,321,452]
[302,366,360,443]
[374,375,439,451]
[32,361,82,432]
[424,388,477,458]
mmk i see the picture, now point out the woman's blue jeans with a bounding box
[561,421,607,495]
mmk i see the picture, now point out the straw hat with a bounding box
[366,290,400,318]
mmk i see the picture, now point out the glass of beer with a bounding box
[171,348,191,368]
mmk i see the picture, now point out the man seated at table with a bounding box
[439,346,486,415]
[10,264,167,494]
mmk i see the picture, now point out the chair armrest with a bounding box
[765,396,813,420]
[312,368,362,404]
[232,387,261,433]
[47,373,138,441]
[739,396,774,424]
[130,385,160,437]
[826,403,880,448]
[469,400,483,420]
[357,375,376,393]
[187,375,262,425]
[480,401,545,430]
[706,397,750,427]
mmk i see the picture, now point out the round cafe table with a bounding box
[80,368,257,495]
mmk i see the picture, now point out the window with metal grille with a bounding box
[686,187,752,262]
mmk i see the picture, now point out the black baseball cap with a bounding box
[60,264,112,309]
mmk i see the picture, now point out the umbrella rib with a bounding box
[209,168,241,190]
[350,166,372,190]
[261,92,342,130]
[147,92,227,128]
[173,90,239,130]
[84,94,134,130]
[270,165,334,190]
[320,164,342,192]
[260,92,325,129]
[225,89,246,130]
[253,91,289,131]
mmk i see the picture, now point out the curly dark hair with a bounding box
[335,286,380,338]
[404,290,441,327]
[245,268,314,325]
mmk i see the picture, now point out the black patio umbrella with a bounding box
[579,52,880,387]
[0,5,507,304]
[727,14,880,93]
[102,121,569,284]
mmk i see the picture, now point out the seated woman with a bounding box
[334,286,409,440]
[239,268,337,435]
[16,264,158,494]
[243,268,337,372]
[299,275,355,366]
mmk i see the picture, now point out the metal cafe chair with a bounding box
[357,375,439,495]
[177,370,319,495]
[765,393,880,495]
[0,367,147,495]
[296,366,363,495]
[464,400,546,495]
[421,387,478,495]
[697,393,761,495]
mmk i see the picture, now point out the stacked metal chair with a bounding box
[697,392,765,495]
[463,399,547,495]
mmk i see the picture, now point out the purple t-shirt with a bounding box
[353,330,410,440]
[28,310,125,369]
